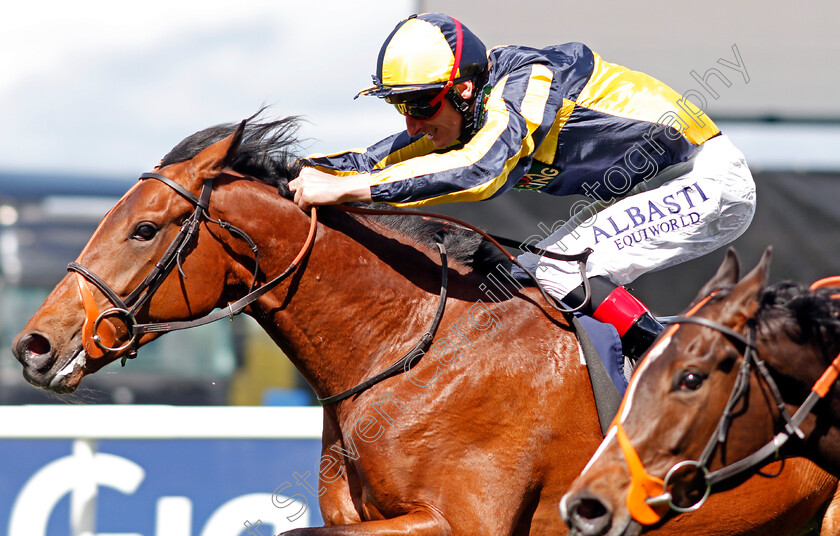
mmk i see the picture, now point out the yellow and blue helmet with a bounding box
[357,13,487,101]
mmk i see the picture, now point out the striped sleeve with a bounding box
[301,131,439,176]
[369,64,556,207]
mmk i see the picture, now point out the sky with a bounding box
[3,0,840,179]
[0,1,415,177]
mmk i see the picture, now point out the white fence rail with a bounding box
[0,405,323,439]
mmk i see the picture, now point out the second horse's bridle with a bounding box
[617,286,840,524]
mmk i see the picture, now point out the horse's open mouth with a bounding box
[45,350,87,393]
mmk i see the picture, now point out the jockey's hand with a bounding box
[288,167,372,210]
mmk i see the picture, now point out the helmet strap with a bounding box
[449,69,489,142]
[447,88,475,142]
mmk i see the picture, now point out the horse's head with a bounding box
[12,119,291,393]
[561,247,786,535]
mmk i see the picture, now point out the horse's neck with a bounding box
[241,201,447,399]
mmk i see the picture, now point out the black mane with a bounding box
[757,281,840,353]
[160,115,304,188]
[159,115,509,272]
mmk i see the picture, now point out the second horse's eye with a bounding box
[132,223,158,241]
[677,370,706,392]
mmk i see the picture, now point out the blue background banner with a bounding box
[0,438,324,536]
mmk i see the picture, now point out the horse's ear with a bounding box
[189,120,246,177]
[223,120,246,167]
[689,248,741,306]
[724,246,773,325]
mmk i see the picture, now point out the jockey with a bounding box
[288,12,756,362]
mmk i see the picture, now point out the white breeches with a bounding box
[515,135,756,299]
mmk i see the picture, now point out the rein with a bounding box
[315,205,593,405]
[337,204,593,315]
[316,229,448,405]
[616,280,840,525]
[69,171,317,365]
[67,171,594,405]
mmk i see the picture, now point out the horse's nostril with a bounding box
[27,334,51,356]
[17,333,54,371]
[576,497,608,519]
[567,494,611,536]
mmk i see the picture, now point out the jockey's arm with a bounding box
[288,168,372,210]
[291,66,553,209]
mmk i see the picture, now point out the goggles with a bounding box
[386,89,448,120]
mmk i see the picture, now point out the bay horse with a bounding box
[561,247,840,535]
[12,117,840,535]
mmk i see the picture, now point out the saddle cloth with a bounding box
[576,314,628,395]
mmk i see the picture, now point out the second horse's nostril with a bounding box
[567,494,611,536]
[575,497,608,520]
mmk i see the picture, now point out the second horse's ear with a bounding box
[689,248,741,308]
[189,119,246,178]
[723,246,773,328]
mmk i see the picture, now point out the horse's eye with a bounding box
[132,223,158,241]
[677,370,706,391]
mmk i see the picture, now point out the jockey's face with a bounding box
[403,81,473,149]
[404,101,462,148]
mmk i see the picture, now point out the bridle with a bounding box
[67,168,593,402]
[68,170,316,366]
[616,282,840,525]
